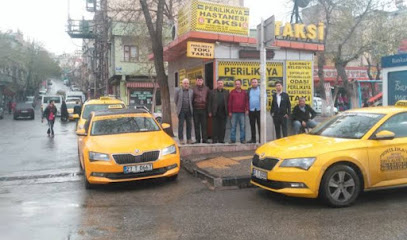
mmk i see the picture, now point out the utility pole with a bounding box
[257,16,275,145]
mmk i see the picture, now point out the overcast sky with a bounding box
[0,0,294,55]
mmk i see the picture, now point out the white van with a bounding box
[66,91,86,103]
[41,95,63,116]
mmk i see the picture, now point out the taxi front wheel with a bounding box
[320,165,361,207]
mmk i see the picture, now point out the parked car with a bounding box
[66,91,86,103]
[0,107,4,119]
[76,108,180,189]
[14,103,35,120]
[251,100,407,207]
[313,96,338,115]
[25,96,36,108]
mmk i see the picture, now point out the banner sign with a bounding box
[177,0,250,37]
[286,61,313,109]
[187,41,215,59]
[217,61,283,110]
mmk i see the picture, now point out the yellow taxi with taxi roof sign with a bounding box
[76,108,180,188]
[76,96,126,131]
[251,101,407,207]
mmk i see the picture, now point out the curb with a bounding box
[182,158,253,189]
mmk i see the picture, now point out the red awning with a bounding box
[126,82,159,88]
[368,92,382,103]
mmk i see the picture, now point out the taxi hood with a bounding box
[256,134,367,159]
[87,131,175,154]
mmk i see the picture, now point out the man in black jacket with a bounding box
[292,97,317,134]
[209,79,229,143]
[270,81,291,139]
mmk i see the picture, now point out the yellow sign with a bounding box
[187,41,215,59]
[186,67,204,87]
[177,0,250,37]
[286,61,313,109]
[275,21,324,42]
[217,61,283,110]
[396,100,407,107]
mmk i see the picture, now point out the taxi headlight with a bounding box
[280,158,316,170]
[161,145,176,157]
[89,152,110,161]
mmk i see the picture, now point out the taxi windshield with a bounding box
[310,112,385,139]
[82,104,124,120]
[91,117,160,136]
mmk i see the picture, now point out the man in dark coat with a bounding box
[209,79,229,144]
[292,97,317,134]
[42,100,57,137]
[270,81,291,139]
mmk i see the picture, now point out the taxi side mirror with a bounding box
[374,130,395,140]
[162,123,171,129]
[76,129,87,136]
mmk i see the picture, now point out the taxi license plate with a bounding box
[252,168,267,180]
[124,164,153,174]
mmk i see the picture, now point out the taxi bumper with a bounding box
[250,165,322,198]
[85,154,180,184]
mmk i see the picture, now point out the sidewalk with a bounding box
[182,150,256,189]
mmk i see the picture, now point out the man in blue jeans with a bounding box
[228,80,248,144]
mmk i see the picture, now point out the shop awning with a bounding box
[126,82,159,88]
[368,92,382,103]
[151,31,325,62]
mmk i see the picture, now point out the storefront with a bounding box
[165,0,324,113]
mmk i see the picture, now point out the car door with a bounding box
[367,112,407,188]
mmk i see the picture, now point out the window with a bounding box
[124,45,139,62]
[91,117,160,136]
[376,113,407,138]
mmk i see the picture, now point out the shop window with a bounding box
[175,72,179,88]
[124,45,139,62]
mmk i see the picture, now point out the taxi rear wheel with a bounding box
[320,165,361,207]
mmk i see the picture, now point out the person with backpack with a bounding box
[42,100,57,137]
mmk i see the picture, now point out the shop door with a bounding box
[129,88,154,110]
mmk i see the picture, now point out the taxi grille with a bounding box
[252,154,279,170]
[113,151,160,165]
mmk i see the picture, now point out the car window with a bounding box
[43,97,61,104]
[310,112,384,139]
[82,104,125,120]
[91,117,160,136]
[376,113,407,138]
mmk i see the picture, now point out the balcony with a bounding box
[67,19,95,39]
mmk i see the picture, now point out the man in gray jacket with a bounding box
[174,78,194,144]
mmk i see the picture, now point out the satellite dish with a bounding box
[296,0,310,8]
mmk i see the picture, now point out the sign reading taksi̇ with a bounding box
[274,21,325,42]
[187,41,214,59]
[177,0,250,36]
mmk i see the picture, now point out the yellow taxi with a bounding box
[76,96,126,131]
[76,108,180,189]
[66,101,81,121]
[251,100,407,207]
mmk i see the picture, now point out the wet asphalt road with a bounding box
[1,81,407,240]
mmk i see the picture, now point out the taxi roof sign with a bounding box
[395,100,407,107]
[108,104,124,109]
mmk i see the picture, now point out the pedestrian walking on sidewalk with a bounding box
[174,78,194,145]
[192,76,210,144]
[248,78,261,143]
[228,79,248,144]
[209,79,229,144]
[270,81,291,139]
[42,100,57,137]
[292,97,317,134]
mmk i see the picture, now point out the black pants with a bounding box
[193,109,207,142]
[47,119,55,135]
[249,110,260,142]
[213,113,227,143]
[273,116,287,139]
[178,110,192,140]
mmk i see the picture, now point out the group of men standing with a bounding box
[175,76,317,144]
